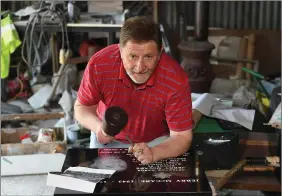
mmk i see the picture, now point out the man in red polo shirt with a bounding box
[74,16,193,164]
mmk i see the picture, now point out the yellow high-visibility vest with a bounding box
[1,13,21,79]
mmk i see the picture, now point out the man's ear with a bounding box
[118,44,122,57]
[158,45,164,59]
[119,44,123,58]
[160,45,164,54]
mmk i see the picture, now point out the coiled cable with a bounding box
[21,2,70,76]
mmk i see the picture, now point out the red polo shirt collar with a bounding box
[118,62,157,89]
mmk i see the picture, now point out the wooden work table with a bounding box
[204,139,281,193]
[193,110,281,193]
[206,144,281,192]
[223,171,280,192]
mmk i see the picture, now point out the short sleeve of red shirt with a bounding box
[77,61,102,106]
[165,77,193,132]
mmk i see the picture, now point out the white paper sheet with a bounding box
[192,93,255,130]
[1,153,66,176]
[47,166,115,193]
[268,102,281,129]
[58,90,74,126]
[27,85,53,109]
[191,93,233,106]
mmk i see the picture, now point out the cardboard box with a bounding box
[1,127,67,176]
[1,127,67,156]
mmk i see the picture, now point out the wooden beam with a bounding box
[239,139,277,147]
[1,112,65,121]
[187,29,280,37]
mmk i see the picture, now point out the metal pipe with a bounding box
[195,1,209,41]
[179,15,186,41]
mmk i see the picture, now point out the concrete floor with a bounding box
[1,175,55,196]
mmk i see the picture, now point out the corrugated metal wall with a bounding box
[159,1,281,30]
[158,1,281,65]
[207,1,281,29]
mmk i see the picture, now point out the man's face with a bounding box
[120,40,160,84]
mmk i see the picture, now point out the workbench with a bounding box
[193,112,281,193]
[14,14,123,45]
[1,111,280,194]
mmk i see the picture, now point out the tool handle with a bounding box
[214,159,247,190]
[242,67,264,80]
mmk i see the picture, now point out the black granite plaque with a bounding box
[54,148,212,195]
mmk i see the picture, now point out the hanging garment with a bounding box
[1,13,21,79]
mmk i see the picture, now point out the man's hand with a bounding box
[128,143,154,164]
[96,125,115,144]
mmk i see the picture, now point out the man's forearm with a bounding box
[150,133,192,162]
[74,101,101,132]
